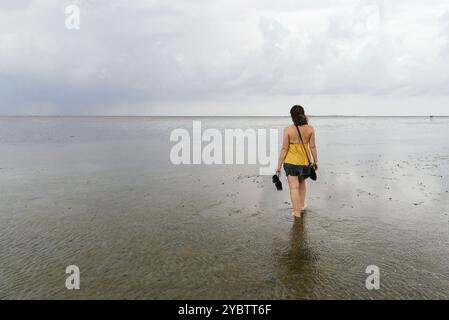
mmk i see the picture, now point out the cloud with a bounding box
[1,0,449,115]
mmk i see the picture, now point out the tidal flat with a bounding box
[1,116,448,299]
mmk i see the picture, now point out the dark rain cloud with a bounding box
[1,0,449,115]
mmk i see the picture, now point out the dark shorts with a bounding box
[284,163,312,177]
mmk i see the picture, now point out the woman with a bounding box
[276,105,318,218]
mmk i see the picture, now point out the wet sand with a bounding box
[1,116,449,299]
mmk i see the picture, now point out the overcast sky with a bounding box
[1,0,449,115]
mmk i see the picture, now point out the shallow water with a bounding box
[1,116,449,299]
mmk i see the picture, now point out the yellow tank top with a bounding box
[284,143,311,166]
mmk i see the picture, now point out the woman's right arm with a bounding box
[309,127,318,170]
[276,128,289,172]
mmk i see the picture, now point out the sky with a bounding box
[1,0,449,116]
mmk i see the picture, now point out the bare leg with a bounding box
[287,175,301,217]
[298,176,307,211]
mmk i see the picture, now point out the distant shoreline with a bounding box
[0,115,448,118]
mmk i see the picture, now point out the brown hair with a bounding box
[290,105,308,126]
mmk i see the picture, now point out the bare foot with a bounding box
[301,203,308,212]
[292,211,302,218]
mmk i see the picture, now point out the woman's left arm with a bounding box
[276,128,289,172]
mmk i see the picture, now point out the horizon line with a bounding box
[0,115,448,118]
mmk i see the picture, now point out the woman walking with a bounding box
[276,105,318,218]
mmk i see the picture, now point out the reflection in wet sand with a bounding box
[275,216,319,299]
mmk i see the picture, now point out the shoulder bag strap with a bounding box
[295,125,312,166]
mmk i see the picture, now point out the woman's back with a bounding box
[283,124,314,166]
[286,124,314,144]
